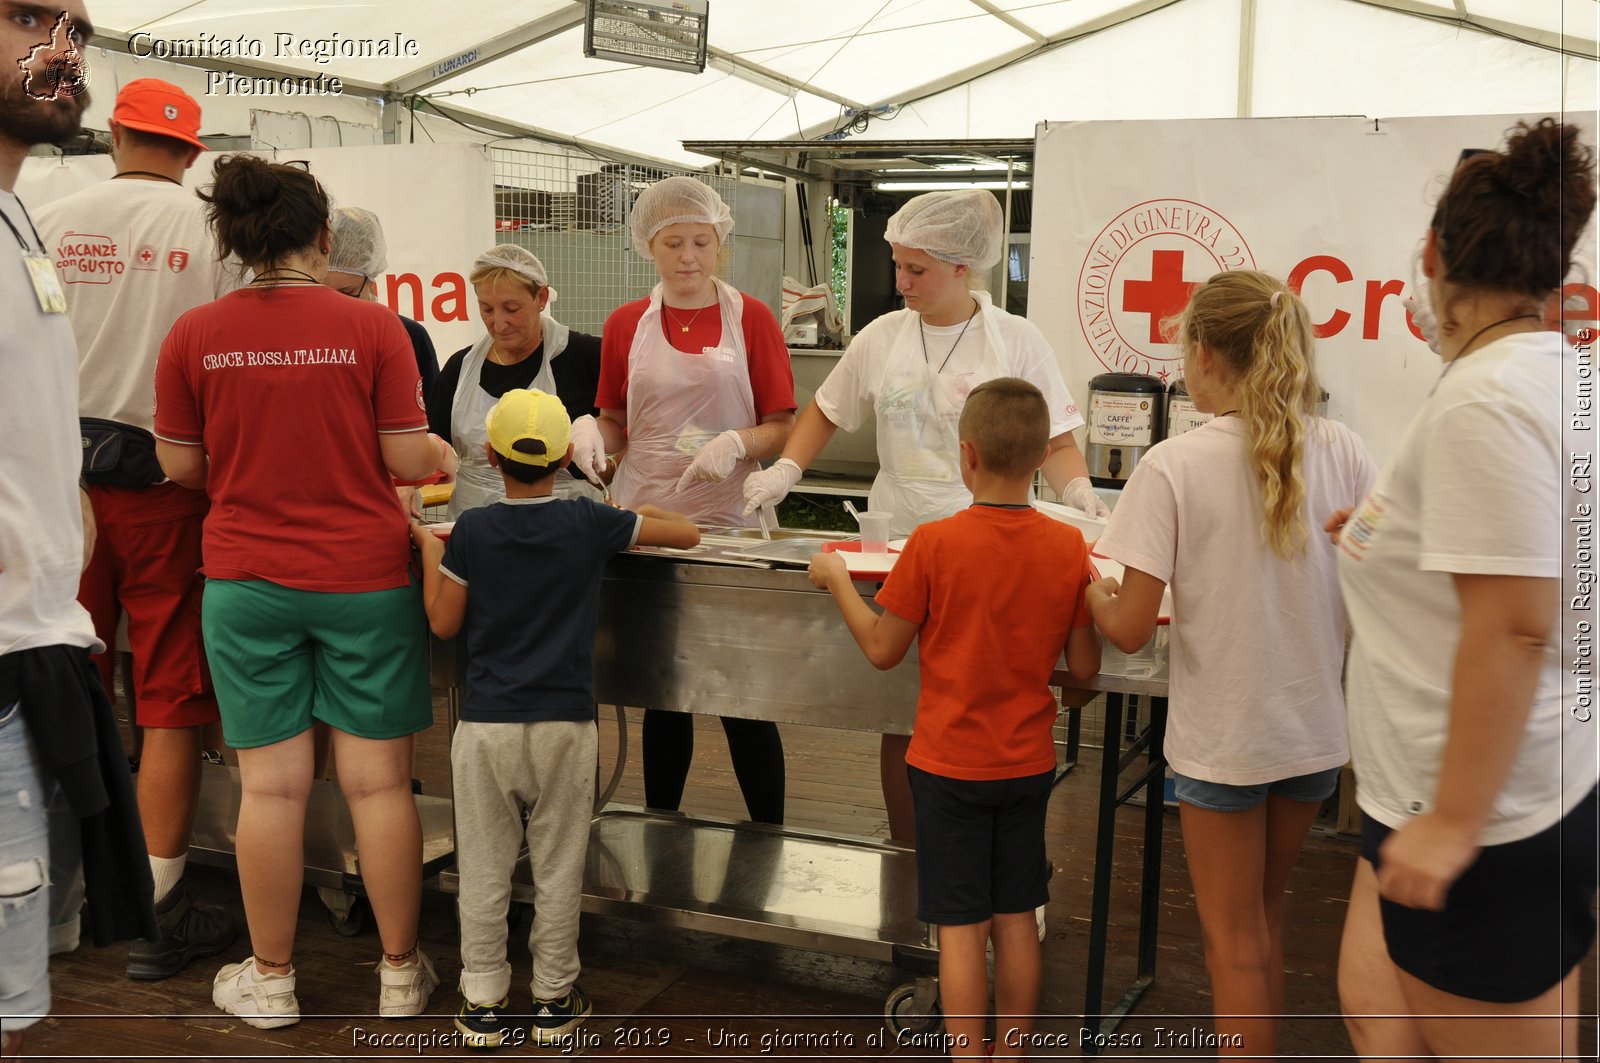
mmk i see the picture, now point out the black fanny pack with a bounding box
[79,418,164,489]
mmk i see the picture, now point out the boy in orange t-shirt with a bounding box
[809,377,1100,1061]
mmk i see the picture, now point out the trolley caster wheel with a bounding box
[319,886,368,937]
[883,977,942,1037]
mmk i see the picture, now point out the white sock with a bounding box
[149,852,187,904]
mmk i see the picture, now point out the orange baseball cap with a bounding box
[112,78,205,151]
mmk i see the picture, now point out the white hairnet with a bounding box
[327,206,387,277]
[630,176,733,258]
[883,189,1004,269]
[472,244,557,303]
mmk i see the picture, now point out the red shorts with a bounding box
[78,481,217,728]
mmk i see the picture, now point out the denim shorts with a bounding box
[1172,766,1341,813]
[0,701,52,1038]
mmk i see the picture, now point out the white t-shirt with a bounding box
[1339,330,1591,845]
[0,191,99,656]
[815,300,1085,438]
[1097,416,1376,785]
[36,179,239,431]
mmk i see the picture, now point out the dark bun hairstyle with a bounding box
[198,154,329,269]
[1430,118,1596,297]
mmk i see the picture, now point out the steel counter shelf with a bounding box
[427,529,1169,1040]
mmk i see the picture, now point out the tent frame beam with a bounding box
[707,49,867,112]
[788,0,1182,141]
[412,98,697,172]
[387,5,588,96]
[1353,0,1598,60]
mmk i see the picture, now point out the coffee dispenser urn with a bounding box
[1085,372,1165,488]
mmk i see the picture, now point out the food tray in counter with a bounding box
[624,541,775,568]
[717,537,839,566]
[820,540,900,580]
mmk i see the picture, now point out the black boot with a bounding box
[126,880,236,980]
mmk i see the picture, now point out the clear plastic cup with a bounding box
[855,510,893,554]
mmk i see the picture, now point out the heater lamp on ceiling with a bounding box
[584,0,709,74]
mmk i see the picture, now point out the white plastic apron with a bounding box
[446,315,597,520]
[870,290,1009,537]
[610,277,758,526]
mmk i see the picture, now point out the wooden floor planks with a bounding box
[20,704,1598,1060]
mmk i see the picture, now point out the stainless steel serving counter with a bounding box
[431,529,924,735]
[430,534,1171,1039]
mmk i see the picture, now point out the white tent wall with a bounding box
[423,32,844,169]
[856,0,1244,138]
[1251,0,1598,119]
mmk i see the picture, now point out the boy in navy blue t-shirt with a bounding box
[410,388,698,1049]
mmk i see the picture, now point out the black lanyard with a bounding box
[0,197,47,255]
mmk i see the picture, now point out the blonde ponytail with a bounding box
[1168,271,1321,559]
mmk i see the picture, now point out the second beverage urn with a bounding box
[1085,372,1165,488]
[1165,378,1212,439]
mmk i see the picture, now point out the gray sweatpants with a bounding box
[451,719,595,1004]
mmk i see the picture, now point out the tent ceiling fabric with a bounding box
[81,1,1598,167]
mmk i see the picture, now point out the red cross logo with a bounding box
[1076,198,1255,377]
[1122,250,1196,345]
[138,247,154,265]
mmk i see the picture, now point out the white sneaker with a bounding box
[378,950,438,1017]
[212,957,300,1029]
[1036,904,1048,942]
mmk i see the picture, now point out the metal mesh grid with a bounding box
[488,145,737,337]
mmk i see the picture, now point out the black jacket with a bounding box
[1,645,157,946]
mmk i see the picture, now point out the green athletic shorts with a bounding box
[201,578,431,749]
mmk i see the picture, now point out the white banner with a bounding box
[19,142,494,362]
[1030,114,1599,467]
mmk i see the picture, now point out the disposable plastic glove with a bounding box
[676,429,746,494]
[570,415,606,485]
[742,458,802,515]
[1063,477,1112,519]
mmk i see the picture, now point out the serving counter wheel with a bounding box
[883,976,942,1038]
[318,886,369,937]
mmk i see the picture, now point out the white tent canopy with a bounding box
[68,1,1599,167]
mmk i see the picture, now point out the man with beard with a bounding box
[1,3,156,1058]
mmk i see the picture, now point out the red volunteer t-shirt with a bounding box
[875,505,1095,781]
[154,286,427,592]
[595,293,796,415]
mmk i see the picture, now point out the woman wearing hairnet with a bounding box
[427,244,604,518]
[579,176,795,825]
[744,188,1102,845]
[323,207,440,398]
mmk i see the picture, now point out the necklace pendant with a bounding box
[681,325,690,333]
